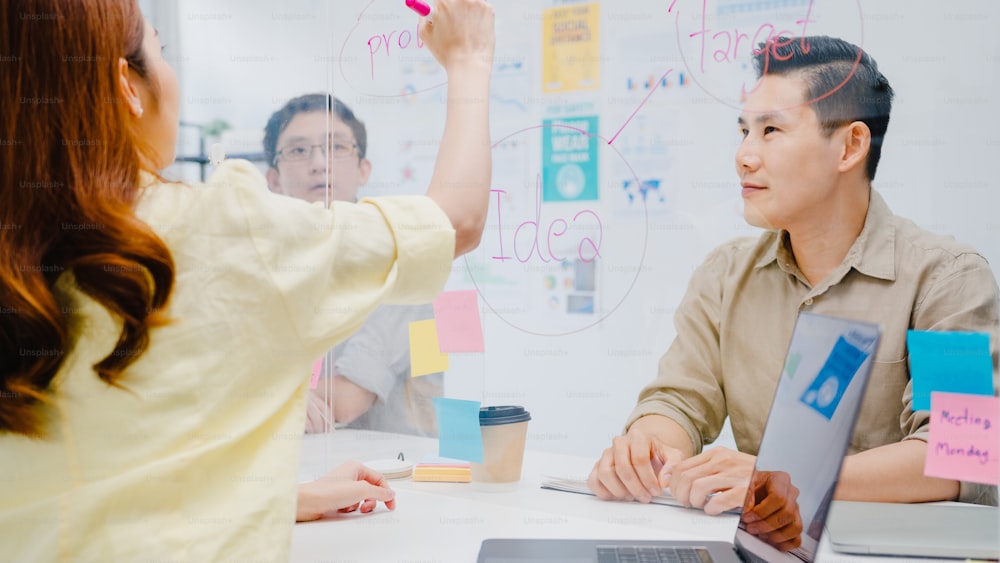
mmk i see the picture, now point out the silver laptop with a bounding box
[826,500,999,559]
[479,312,882,563]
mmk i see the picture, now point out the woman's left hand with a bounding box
[296,461,397,522]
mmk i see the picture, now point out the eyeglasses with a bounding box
[274,141,358,164]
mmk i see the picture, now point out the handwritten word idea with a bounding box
[489,179,603,264]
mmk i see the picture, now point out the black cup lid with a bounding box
[479,405,531,426]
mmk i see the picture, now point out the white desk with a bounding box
[291,430,974,563]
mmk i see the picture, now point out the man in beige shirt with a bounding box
[588,34,1000,530]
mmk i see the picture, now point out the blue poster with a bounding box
[542,116,599,202]
[800,336,870,419]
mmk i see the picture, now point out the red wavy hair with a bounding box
[0,0,175,436]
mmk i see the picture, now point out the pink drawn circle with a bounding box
[465,123,650,337]
[671,0,865,113]
[338,0,447,99]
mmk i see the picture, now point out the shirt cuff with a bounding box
[360,196,455,305]
[625,404,704,455]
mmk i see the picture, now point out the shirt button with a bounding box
[804,298,814,306]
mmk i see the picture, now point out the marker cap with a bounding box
[405,0,432,18]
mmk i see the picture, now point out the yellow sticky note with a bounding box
[409,319,449,377]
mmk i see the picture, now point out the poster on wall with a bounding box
[542,115,600,203]
[542,3,601,93]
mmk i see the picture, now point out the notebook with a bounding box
[825,500,999,559]
[478,311,882,563]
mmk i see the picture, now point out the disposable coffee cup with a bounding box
[470,405,531,486]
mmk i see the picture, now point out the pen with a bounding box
[405,0,433,18]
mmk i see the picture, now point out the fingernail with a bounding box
[648,487,659,497]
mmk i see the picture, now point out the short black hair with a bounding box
[263,93,368,167]
[753,36,894,180]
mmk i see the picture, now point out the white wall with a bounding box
[161,0,1000,458]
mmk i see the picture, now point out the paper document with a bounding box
[539,476,684,508]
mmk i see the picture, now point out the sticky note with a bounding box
[800,336,869,419]
[924,392,998,486]
[433,397,483,463]
[432,290,485,353]
[409,319,449,377]
[309,357,323,390]
[412,455,472,483]
[908,331,993,411]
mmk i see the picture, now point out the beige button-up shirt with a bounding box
[627,190,999,504]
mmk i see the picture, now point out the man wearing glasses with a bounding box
[265,94,370,204]
[263,93,442,437]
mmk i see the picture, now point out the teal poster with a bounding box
[542,116,599,202]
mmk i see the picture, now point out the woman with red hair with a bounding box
[0,0,494,559]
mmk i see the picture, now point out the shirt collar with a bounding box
[753,189,897,282]
[850,190,896,281]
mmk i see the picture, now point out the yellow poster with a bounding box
[542,3,601,93]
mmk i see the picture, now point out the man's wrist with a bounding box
[629,413,697,458]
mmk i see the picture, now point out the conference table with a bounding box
[291,430,985,562]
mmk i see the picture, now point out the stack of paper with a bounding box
[412,456,471,482]
[540,475,683,507]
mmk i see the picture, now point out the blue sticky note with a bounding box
[907,331,993,411]
[800,336,870,419]
[432,397,483,463]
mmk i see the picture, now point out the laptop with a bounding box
[478,312,882,563]
[825,500,999,559]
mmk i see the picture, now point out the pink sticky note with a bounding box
[432,290,484,353]
[925,391,999,486]
[309,358,323,390]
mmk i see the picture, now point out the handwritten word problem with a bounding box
[367,23,424,80]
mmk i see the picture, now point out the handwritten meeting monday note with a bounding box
[925,391,999,486]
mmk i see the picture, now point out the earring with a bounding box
[134,105,144,118]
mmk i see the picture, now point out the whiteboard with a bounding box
[163,0,1000,457]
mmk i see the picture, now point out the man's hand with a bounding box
[419,0,495,74]
[304,389,332,434]
[740,470,803,552]
[296,461,396,522]
[588,426,687,504]
[663,447,756,515]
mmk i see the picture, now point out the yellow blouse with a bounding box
[0,160,455,561]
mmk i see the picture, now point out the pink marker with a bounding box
[405,0,432,18]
